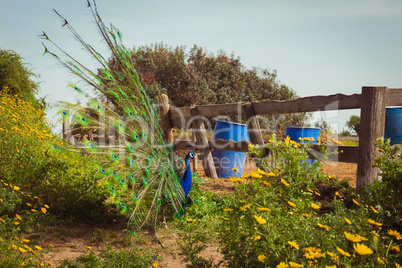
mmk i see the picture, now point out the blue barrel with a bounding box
[211,120,250,178]
[385,107,402,145]
[285,127,321,165]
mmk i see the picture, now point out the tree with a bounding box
[103,43,308,130]
[0,49,40,106]
[346,115,360,136]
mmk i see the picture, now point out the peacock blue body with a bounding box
[40,0,196,234]
[180,152,195,196]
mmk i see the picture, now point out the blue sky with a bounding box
[1,0,402,134]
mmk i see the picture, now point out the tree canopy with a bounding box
[346,115,360,136]
[0,49,40,106]
[103,43,308,130]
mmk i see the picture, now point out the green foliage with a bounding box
[368,139,402,231]
[213,138,401,267]
[0,49,40,107]
[57,247,158,268]
[0,90,109,227]
[346,115,360,136]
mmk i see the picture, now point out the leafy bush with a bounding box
[215,137,401,267]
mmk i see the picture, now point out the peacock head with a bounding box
[187,151,195,159]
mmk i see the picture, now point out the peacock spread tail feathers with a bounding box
[41,0,191,232]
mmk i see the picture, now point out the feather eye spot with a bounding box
[110,186,115,191]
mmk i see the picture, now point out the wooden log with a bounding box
[309,145,359,163]
[190,107,218,179]
[388,88,402,106]
[252,93,362,115]
[242,103,264,145]
[356,86,388,192]
[158,94,174,143]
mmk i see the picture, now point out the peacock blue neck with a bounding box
[180,153,193,196]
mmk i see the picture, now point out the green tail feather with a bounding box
[43,0,189,233]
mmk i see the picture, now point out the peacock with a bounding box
[40,0,196,235]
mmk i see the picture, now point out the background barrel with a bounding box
[384,107,402,145]
[285,126,321,165]
[211,120,249,178]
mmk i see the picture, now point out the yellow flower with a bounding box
[307,188,314,193]
[232,168,239,172]
[377,257,385,264]
[13,186,20,191]
[254,215,266,224]
[47,261,53,266]
[277,262,289,268]
[396,263,401,268]
[12,244,18,250]
[367,219,382,226]
[44,204,50,209]
[326,251,338,261]
[344,217,352,225]
[16,214,22,221]
[336,246,351,257]
[19,247,27,253]
[257,207,271,212]
[285,136,291,147]
[253,235,261,240]
[311,203,320,210]
[376,148,384,152]
[288,241,299,250]
[153,263,158,267]
[26,203,32,207]
[307,251,326,259]
[31,209,37,212]
[248,144,255,150]
[22,239,30,243]
[353,243,373,256]
[302,137,314,142]
[370,206,379,213]
[352,199,360,205]
[287,201,296,208]
[317,223,330,230]
[302,213,309,218]
[390,246,400,254]
[86,246,92,250]
[35,245,42,250]
[186,218,197,222]
[223,208,233,212]
[314,191,321,196]
[388,229,402,240]
[14,221,20,226]
[221,217,229,221]
[240,203,253,211]
[41,207,47,214]
[281,178,290,186]
[344,231,362,242]
[258,255,266,262]
[289,261,303,267]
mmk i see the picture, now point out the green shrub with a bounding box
[216,137,401,267]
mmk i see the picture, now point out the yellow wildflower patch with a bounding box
[281,178,290,186]
[258,255,266,262]
[287,201,296,208]
[257,207,271,212]
[317,223,330,230]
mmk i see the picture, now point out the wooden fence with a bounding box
[159,86,402,191]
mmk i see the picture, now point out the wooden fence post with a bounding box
[356,86,388,192]
[242,103,264,145]
[159,94,174,143]
[190,107,218,179]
